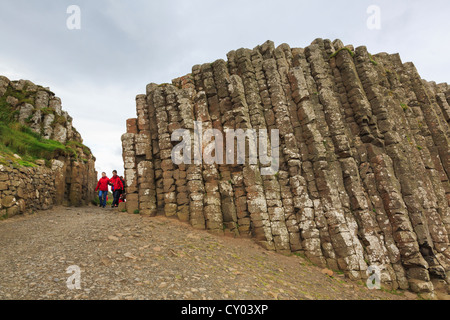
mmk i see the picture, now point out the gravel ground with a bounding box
[0,206,411,300]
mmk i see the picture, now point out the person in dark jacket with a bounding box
[120,176,126,194]
[109,170,123,208]
[95,172,110,208]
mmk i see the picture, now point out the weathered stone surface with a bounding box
[122,39,450,295]
[118,202,127,212]
[18,104,34,125]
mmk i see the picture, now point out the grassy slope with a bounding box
[0,84,91,168]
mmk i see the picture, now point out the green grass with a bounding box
[3,85,34,106]
[52,114,67,126]
[0,96,19,124]
[368,53,378,66]
[0,123,67,160]
[329,47,355,59]
[66,140,92,156]
[333,269,345,275]
[380,287,404,296]
[41,107,53,115]
[17,160,36,167]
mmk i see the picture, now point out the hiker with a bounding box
[119,176,126,194]
[95,172,110,208]
[109,170,124,208]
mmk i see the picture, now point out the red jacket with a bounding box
[95,177,110,192]
[110,175,124,191]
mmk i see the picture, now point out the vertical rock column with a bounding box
[170,88,189,222]
[177,87,205,229]
[293,49,337,269]
[240,46,302,253]
[211,60,240,236]
[297,43,364,278]
[134,95,157,216]
[153,87,178,218]
[288,61,328,266]
[273,44,307,254]
[258,56,292,252]
[224,53,255,237]
[228,70,276,250]
[235,48,279,248]
[194,87,224,235]
[122,123,138,214]
[146,84,165,215]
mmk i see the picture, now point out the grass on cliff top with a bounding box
[0,86,90,167]
[329,47,355,59]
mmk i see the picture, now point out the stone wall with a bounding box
[122,39,450,296]
[0,158,96,217]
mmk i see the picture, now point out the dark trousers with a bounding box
[112,190,122,207]
[98,190,108,207]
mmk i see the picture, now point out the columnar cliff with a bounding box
[0,77,97,215]
[122,39,450,296]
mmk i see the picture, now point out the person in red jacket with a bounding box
[95,172,110,208]
[109,170,124,208]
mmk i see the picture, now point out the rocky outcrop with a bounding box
[0,77,97,214]
[122,39,450,297]
[0,77,82,143]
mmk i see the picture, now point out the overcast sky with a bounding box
[0,0,448,178]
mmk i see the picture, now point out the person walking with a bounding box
[120,176,126,195]
[110,170,124,208]
[95,172,110,208]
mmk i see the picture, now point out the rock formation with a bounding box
[122,39,450,297]
[0,77,97,215]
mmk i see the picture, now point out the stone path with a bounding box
[0,206,412,300]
